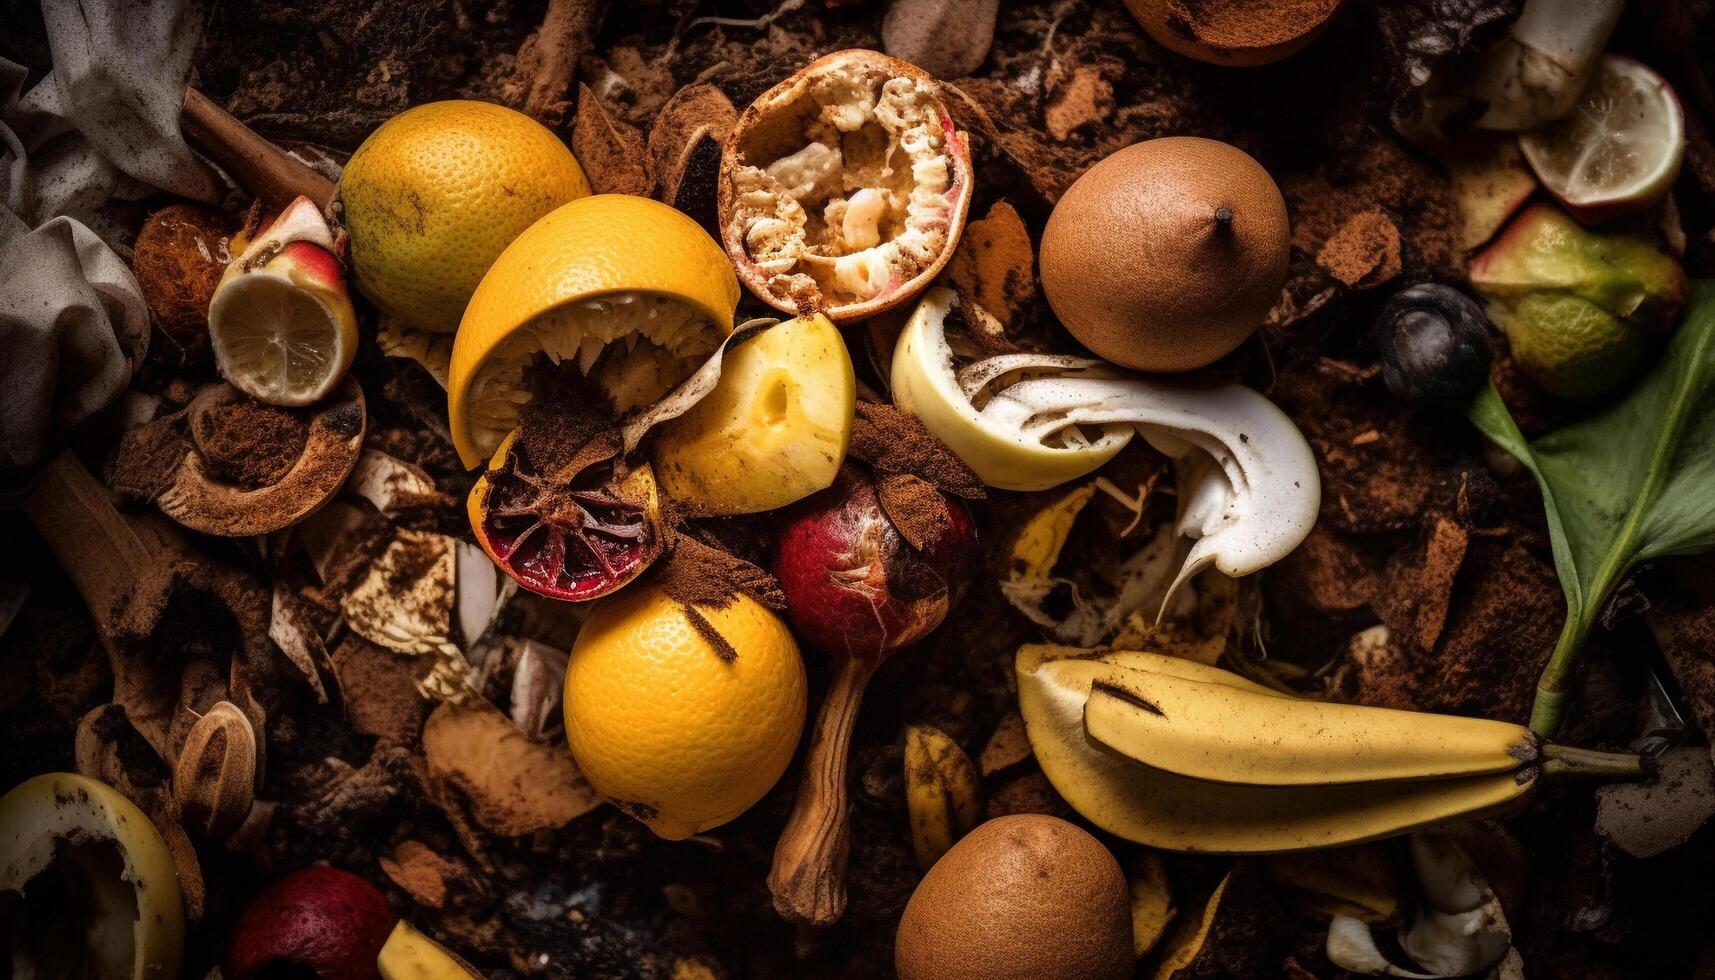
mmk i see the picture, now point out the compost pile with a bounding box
[4,0,1715,977]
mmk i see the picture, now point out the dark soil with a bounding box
[4,0,1715,978]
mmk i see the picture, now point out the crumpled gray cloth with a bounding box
[0,213,149,467]
[1,0,219,468]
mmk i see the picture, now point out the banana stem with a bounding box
[768,655,874,926]
[1540,743,1651,781]
[1529,611,1591,737]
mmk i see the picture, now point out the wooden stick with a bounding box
[768,655,874,925]
[180,87,335,210]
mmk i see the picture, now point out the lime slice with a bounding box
[1519,55,1684,223]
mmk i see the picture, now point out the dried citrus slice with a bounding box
[1519,55,1684,223]
[208,197,357,406]
[447,195,739,468]
[467,427,664,602]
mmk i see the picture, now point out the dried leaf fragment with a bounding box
[944,201,1035,328]
[422,700,602,836]
[572,83,650,196]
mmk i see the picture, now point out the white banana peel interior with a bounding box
[893,288,1320,591]
[0,772,185,980]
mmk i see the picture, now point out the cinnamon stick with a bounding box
[180,87,335,211]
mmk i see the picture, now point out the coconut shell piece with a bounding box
[158,380,365,537]
[718,49,974,323]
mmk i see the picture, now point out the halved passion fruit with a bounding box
[719,49,974,323]
[467,428,663,601]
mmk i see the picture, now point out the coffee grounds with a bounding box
[518,365,620,480]
[110,413,193,501]
[877,472,953,553]
[1284,139,1459,284]
[653,535,786,611]
[683,606,739,663]
[945,201,1037,327]
[193,399,310,490]
[850,401,985,500]
[1316,208,1402,289]
[1166,0,1342,49]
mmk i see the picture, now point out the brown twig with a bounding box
[514,0,610,128]
[180,87,335,210]
[768,656,875,925]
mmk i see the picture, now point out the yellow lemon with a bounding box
[564,583,807,839]
[338,100,590,334]
[447,194,739,468]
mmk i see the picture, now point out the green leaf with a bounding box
[1469,280,1715,736]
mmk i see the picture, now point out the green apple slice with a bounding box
[652,313,855,515]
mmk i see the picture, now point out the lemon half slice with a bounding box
[448,195,740,468]
[1519,55,1684,223]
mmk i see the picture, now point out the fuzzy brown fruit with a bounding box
[895,814,1133,980]
[1040,137,1288,372]
[719,49,974,323]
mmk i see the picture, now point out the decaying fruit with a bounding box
[1015,645,1645,853]
[158,380,366,537]
[1470,202,1686,399]
[1040,137,1289,372]
[0,773,185,980]
[894,814,1133,980]
[377,921,482,979]
[891,288,1131,491]
[447,194,739,468]
[774,464,978,660]
[1518,55,1685,224]
[223,866,395,980]
[719,49,974,323]
[564,583,807,839]
[208,195,358,406]
[770,464,979,924]
[652,314,856,515]
[467,428,663,602]
[338,100,591,334]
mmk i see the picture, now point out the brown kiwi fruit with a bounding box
[895,814,1132,980]
[1039,136,1289,373]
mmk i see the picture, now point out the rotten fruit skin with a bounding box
[0,772,185,980]
[769,464,979,925]
[719,49,975,324]
[224,866,395,980]
[774,465,978,662]
[1470,202,1686,399]
[467,429,663,602]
